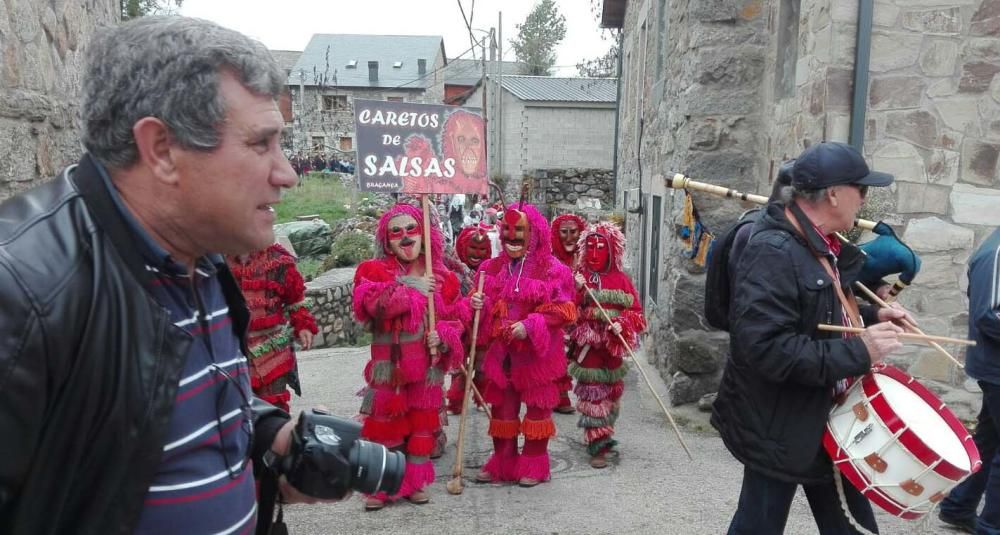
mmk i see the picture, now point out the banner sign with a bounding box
[354,99,487,195]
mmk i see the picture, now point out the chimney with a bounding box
[417,59,427,75]
[368,61,379,82]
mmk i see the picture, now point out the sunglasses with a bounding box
[851,184,869,199]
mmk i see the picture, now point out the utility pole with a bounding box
[481,30,489,191]
[497,11,503,179]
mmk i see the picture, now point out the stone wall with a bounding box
[526,168,615,219]
[305,267,363,348]
[0,0,119,201]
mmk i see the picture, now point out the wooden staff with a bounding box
[818,324,976,347]
[667,173,878,232]
[447,272,487,495]
[421,195,438,362]
[583,287,694,461]
[853,282,965,369]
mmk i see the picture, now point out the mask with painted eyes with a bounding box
[386,214,422,263]
[558,220,582,254]
[501,208,529,260]
[466,233,491,268]
[585,234,610,272]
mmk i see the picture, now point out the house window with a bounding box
[775,0,801,98]
[311,136,325,150]
[386,96,405,102]
[322,95,347,111]
[339,137,353,151]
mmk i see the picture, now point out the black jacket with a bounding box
[0,155,287,534]
[711,202,878,484]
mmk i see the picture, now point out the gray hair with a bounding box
[81,16,285,169]
[779,185,828,205]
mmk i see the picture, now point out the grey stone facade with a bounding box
[612,0,998,405]
[526,168,615,220]
[0,0,119,201]
[305,267,363,348]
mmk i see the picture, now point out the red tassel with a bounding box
[406,433,437,457]
[488,418,520,439]
[521,418,556,440]
[361,417,410,443]
[408,409,441,432]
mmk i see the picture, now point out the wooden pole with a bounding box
[447,272,487,495]
[583,287,694,461]
[421,195,438,362]
[817,324,976,347]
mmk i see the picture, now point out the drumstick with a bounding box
[817,324,976,346]
[853,282,965,369]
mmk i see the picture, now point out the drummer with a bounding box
[711,142,913,533]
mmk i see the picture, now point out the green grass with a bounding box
[276,173,370,225]
[295,257,326,282]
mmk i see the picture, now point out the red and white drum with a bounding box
[823,364,982,519]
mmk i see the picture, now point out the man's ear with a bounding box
[828,187,839,208]
[132,117,179,185]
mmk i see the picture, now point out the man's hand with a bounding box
[860,321,904,365]
[424,275,437,294]
[509,321,527,340]
[297,330,314,350]
[575,273,586,290]
[427,330,441,351]
[470,292,484,311]
[608,322,623,336]
[270,408,351,504]
[876,303,916,327]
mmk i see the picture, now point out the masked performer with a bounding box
[445,225,494,414]
[470,203,577,487]
[550,213,588,414]
[568,222,646,469]
[227,243,318,413]
[352,203,466,510]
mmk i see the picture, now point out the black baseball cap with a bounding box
[792,142,894,190]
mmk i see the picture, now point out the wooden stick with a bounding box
[447,273,487,495]
[853,282,965,369]
[583,287,694,461]
[421,195,437,361]
[818,324,976,347]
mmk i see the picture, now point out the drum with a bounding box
[823,364,982,519]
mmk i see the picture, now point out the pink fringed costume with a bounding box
[353,203,466,501]
[227,243,318,412]
[475,203,577,484]
[550,213,587,413]
[445,225,493,414]
[568,222,646,457]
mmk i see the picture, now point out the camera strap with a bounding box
[270,504,288,535]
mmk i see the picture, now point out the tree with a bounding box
[510,0,567,76]
[577,44,619,78]
[122,0,183,20]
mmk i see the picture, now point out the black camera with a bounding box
[273,409,405,499]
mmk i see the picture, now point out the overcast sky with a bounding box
[178,0,616,76]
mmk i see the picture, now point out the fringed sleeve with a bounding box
[353,261,427,329]
[288,304,319,335]
[435,319,466,372]
[604,277,647,357]
[281,261,319,335]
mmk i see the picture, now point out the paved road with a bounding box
[281,346,959,534]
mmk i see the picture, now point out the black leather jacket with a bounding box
[711,202,878,484]
[0,155,287,534]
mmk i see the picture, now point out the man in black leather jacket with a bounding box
[0,17,329,534]
[712,142,912,534]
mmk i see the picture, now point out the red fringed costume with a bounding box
[227,243,318,413]
[474,203,577,485]
[550,213,587,414]
[568,222,646,460]
[446,225,493,414]
[353,203,466,503]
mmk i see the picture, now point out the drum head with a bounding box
[874,373,970,471]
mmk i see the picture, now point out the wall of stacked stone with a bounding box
[305,267,362,348]
[0,0,119,201]
[526,168,614,219]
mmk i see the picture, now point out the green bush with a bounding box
[324,231,374,270]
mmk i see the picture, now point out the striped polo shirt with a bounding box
[94,162,257,534]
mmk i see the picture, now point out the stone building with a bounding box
[604,0,999,409]
[0,0,119,201]
[465,75,618,183]
[287,34,447,158]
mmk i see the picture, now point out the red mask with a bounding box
[585,234,610,272]
[558,221,581,254]
[466,233,490,268]
[501,209,529,259]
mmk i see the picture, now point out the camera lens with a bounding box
[349,439,405,496]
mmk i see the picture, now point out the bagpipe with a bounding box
[668,173,921,300]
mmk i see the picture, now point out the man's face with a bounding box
[450,118,482,175]
[585,234,610,272]
[386,214,422,263]
[466,234,490,268]
[559,221,581,253]
[170,72,297,255]
[501,209,529,259]
[829,184,867,233]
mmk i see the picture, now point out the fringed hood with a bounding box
[576,221,626,273]
[374,202,445,269]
